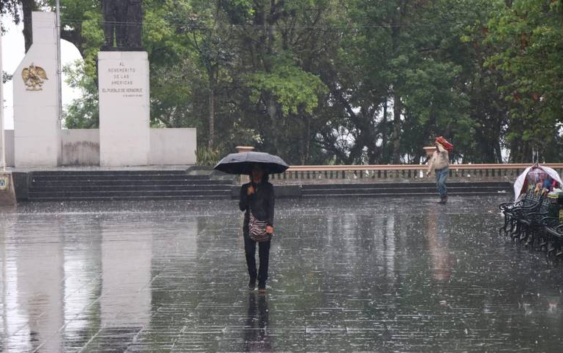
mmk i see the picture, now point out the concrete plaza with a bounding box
[1,195,563,352]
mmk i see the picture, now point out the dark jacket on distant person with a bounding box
[239,181,275,233]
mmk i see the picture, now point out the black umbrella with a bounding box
[214,152,289,175]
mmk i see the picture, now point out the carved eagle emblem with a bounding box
[22,63,48,91]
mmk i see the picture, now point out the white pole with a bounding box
[0,15,6,171]
[55,0,63,122]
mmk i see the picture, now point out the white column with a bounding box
[98,51,150,167]
[0,29,16,204]
[55,0,63,122]
[13,12,61,167]
[0,18,5,171]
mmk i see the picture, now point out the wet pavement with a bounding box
[1,195,563,352]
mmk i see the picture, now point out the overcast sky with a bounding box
[2,14,83,129]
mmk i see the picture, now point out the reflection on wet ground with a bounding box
[1,195,562,352]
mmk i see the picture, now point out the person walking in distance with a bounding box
[239,165,275,294]
[427,138,450,204]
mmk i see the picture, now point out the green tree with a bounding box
[316,0,483,164]
[1,0,44,51]
[484,0,563,162]
[63,61,99,128]
[14,0,560,165]
[1,1,21,32]
[222,0,337,164]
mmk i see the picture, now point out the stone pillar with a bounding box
[237,146,254,184]
[13,12,61,167]
[0,25,15,205]
[236,146,255,154]
[424,146,436,159]
[0,172,16,206]
[98,51,150,166]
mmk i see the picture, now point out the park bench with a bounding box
[500,191,563,258]
[516,197,554,245]
[538,217,563,257]
[509,194,548,242]
[499,190,542,237]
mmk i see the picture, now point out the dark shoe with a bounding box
[248,278,256,291]
[258,282,266,295]
[443,196,448,204]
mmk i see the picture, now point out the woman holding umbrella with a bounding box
[215,151,288,294]
[239,165,275,294]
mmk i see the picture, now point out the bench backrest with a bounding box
[539,197,552,214]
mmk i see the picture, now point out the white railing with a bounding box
[269,164,563,184]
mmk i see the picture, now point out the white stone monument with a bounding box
[98,52,150,167]
[13,12,61,167]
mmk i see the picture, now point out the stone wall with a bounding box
[149,128,197,165]
[61,129,100,166]
[1,130,15,167]
[5,128,197,167]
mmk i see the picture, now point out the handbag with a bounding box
[248,209,272,242]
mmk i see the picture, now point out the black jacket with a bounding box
[239,181,275,229]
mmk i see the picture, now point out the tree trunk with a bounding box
[22,0,35,52]
[267,96,279,152]
[208,86,215,149]
[303,115,311,165]
[381,99,388,163]
[390,8,404,164]
[494,141,503,163]
[299,129,305,165]
[207,65,218,149]
[392,92,402,163]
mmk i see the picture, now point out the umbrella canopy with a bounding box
[513,165,563,201]
[214,152,289,175]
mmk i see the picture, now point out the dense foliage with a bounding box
[4,0,563,164]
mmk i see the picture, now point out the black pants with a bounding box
[244,233,271,285]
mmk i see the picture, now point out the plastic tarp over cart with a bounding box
[513,165,563,201]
